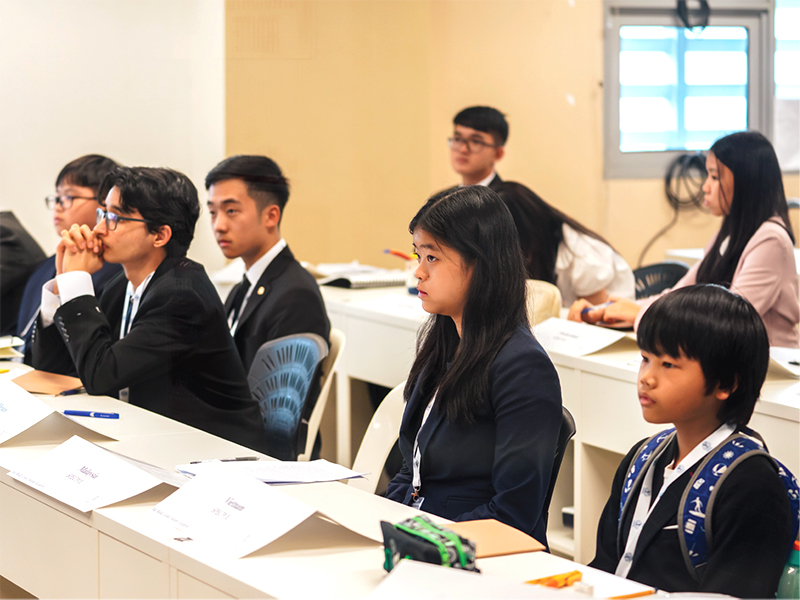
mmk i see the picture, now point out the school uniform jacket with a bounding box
[225,245,330,373]
[31,256,268,453]
[385,325,562,545]
[0,211,46,335]
[589,434,792,598]
[17,256,122,365]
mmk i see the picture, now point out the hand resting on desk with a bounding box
[567,296,640,327]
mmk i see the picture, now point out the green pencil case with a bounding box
[380,515,480,573]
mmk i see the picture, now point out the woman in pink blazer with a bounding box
[570,131,799,348]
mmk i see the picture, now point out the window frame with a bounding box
[603,0,774,179]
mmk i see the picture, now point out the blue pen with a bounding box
[581,301,613,315]
[63,410,119,419]
[58,388,85,396]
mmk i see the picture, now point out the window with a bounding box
[604,0,774,179]
[774,0,799,171]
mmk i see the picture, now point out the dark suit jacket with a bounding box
[226,245,330,372]
[386,325,562,545]
[32,256,268,453]
[0,211,46,335]
[487,172,503,193]
[589,434,792,598]
[16,256,122,365]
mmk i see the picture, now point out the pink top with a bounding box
[636,219,799,348]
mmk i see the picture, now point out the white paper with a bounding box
[0,335,24,348]
[0,380,56,444]
[769,346,800,378]
[150,467,317,558]
[177,458,366,484]
[533,317,629,357]
[8,435,163,512]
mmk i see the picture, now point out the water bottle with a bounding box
[777,540,800,599]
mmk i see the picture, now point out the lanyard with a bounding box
[411,393,437,508]
[615,423,735,578]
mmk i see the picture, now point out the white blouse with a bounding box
[555,224,635,306]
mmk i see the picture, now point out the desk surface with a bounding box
[0,372,647,599]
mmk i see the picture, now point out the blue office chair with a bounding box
[247,333,328,461]
[633,261,690,299]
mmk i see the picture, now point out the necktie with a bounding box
[123,294,135,337]
[228,276,251,327]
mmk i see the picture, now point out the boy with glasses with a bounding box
[16,155,122,363]
[449,106,508,189]
[32,166,267,453]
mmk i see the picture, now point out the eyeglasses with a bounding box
[447,136,498,153]
[44,194,97,210]
[96,207,149,231]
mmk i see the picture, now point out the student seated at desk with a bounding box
[16,155,123,362]
[589,285,795,598]
[497,181,635,306]
[204,155,330,373]
[385,186,562,546]
[31,166,268,453]
[571,131,799,348]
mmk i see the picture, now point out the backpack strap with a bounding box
[617,428,675,555]
[678,430,800,580]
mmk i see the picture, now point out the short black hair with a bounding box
[56,154,120,193]
[637,284,769,427]
[98,167,199,258]
[453,106,509,146]
[204,155,290,217]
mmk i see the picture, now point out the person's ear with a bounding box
[152,224,172,249]
[495,146,505,162]
[262,204,281,229]
[715,377,737,401]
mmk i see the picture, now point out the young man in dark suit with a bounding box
[205,155,330,373]
[16,155,123,363]
[449,106,508,190]
[32,166,267,453]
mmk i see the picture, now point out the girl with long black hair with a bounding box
[573,131,798,348]
[385,185,562,545]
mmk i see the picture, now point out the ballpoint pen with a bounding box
[63,410,119,419]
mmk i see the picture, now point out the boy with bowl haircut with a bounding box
[449,106,508,189]
[589,284,794,598]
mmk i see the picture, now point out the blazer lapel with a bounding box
[235,246,293,332]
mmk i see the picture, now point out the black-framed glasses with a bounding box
[44,194,97,210]
[96,207,149,231]
[447,136,498,153]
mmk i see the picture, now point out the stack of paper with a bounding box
[0,335,24,359]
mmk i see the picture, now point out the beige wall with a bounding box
[226,0,800,270]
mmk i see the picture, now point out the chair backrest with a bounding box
[247,333,328,461]
[543,406,576,528]
[633,261,690,299]
[296,328,345,461]
[349,381,406,493]
[526,279,563,323]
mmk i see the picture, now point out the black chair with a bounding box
[247,333,328,460]
[633,261,690,299]
[543,406,577,528]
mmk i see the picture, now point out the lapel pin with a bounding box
[257,286,265,296]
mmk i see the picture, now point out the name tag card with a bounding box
[769,347,800,378]
[0,380,57,444]
[151,467,317,559]
[8,435,163,512]
[534,317,632,357]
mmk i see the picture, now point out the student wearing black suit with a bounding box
[16,154,123,363]
[32,166,267,453]
[0,211,46,335]
[205,156,330,417]
[386,186,562,546]
[448,106,508,189]
[589,286,793,598]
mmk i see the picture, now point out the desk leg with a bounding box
[335,369,352,467]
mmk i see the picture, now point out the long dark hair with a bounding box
[496,181,615,283]
[696,131,793,285]
[406,186,528,424]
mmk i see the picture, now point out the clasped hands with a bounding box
[56,224,104,277]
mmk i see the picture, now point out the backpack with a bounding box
[618,427,800,579]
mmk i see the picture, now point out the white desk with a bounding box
[0,386,646,599]
[320,286,800,563]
